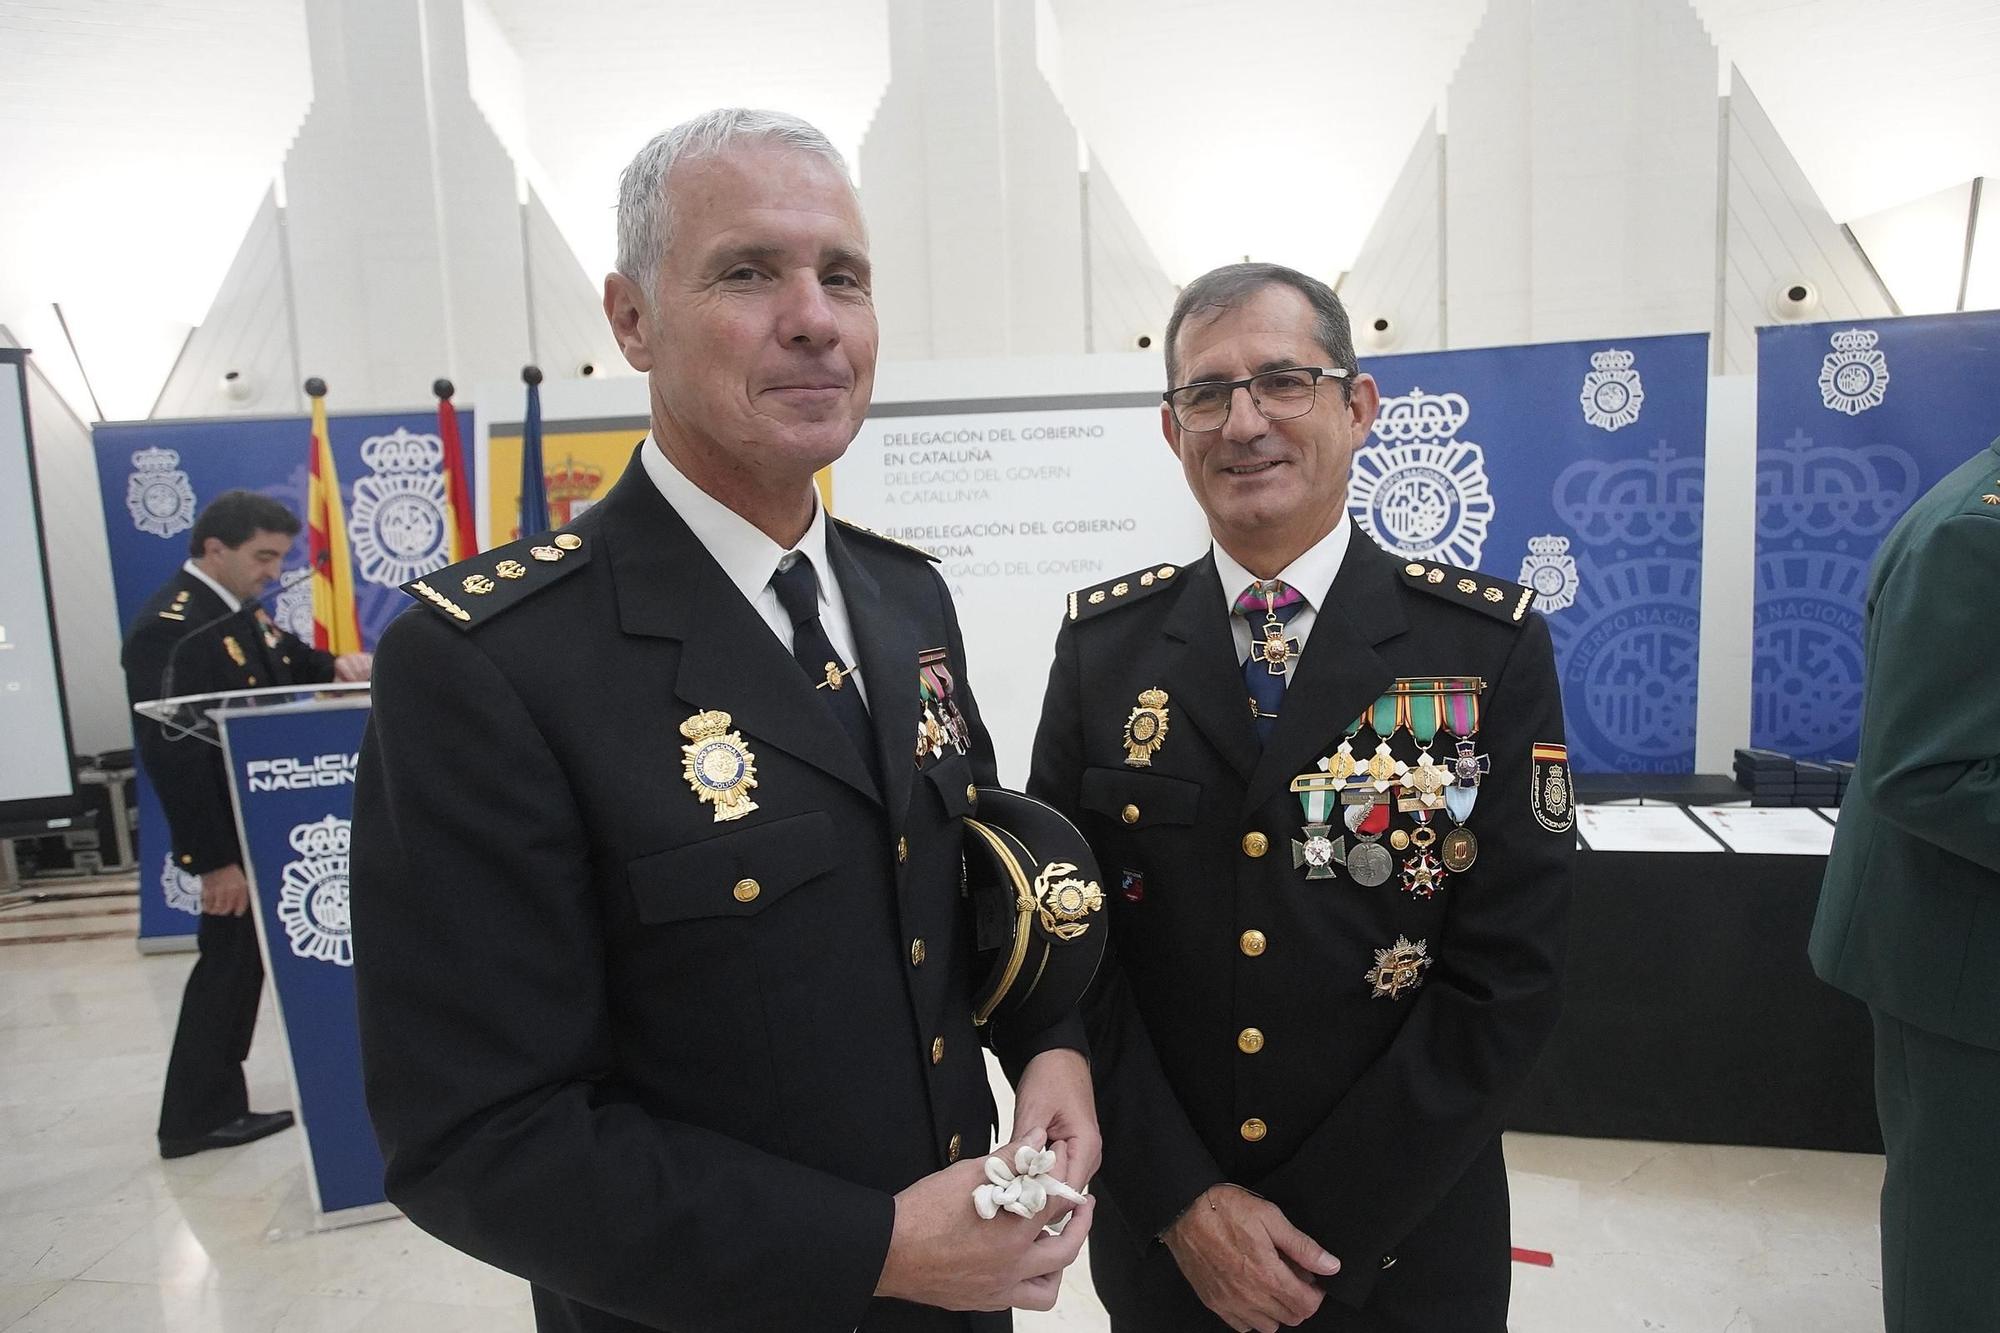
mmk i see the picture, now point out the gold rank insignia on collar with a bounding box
[1068,564,1179,622]
[401,530,592,631]
[1399,559,1536,625]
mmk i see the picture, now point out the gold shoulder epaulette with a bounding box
[403,529,592,631]
[831,516,940,562]
[1399,558,1535,626]
[1068,563,1181,622]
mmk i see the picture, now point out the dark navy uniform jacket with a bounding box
[122,566,334,874]
[351,453,1079,1333]
[1029,534,1574,1332]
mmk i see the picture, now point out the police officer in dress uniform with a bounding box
[121,490,370,1158]
[1809,437,2000,1333]
[350,110,1097,1333]
[1028,264,1575,1333]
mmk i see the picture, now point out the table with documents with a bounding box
[1504,793,1879,1154]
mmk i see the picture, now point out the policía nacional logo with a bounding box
[159,854,203,916]
[274,569,316,641]
[349,427,451,587]
[1579,348,1644,431]
[277,815,353,967]
[1818,328,1890,415]
[1349,388,1495,568]
[1517,535,1580,614]
[126,447,197,539]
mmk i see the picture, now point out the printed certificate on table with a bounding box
[1686,805,1840,856]
[1574,804,1728,853]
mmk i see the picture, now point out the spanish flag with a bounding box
[305,380,363,654]
[435,378,477,560]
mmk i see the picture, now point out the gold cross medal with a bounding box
[1123,688,1171,767]
[1257,621,1298,676]
[679,709,760,823]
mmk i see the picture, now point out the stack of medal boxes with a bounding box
[1731,749,1851,807]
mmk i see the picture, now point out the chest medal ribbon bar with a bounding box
[1289,677,1486,891]
[1395,689,1449,898]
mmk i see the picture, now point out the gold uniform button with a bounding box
[910,937,926,967]
[732,878,760,903]
[1240,1117,1268,1143]
[553,533,582,550]
[897,837,909,864]
[1121,804,1141,825]
[179,854,193,866]
[931,1036,945,1064]
[1237,1027,1265,1054]
[1239,929,1267,957]
[947,1132,963,1162]
[1241,831,1269,858]
[966,784,979,806]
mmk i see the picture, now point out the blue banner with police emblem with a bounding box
[217,697,383,1219]
[93,411,472,944]
[1752,311,2000,761]
[1355,333,1710,774]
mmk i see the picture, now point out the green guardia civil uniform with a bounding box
[1809,436,2000,1333]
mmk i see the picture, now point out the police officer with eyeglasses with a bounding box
[1029,262,1574,1332]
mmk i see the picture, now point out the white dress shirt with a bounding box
[640,437,868,703]
[181,559,242,613]
[1211,515,1353,683]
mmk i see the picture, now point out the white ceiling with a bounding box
[3,0,1997,415]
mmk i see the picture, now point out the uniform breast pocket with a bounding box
[1079,766,1201,831]
[626,811,836,925]
[921,751,977,820]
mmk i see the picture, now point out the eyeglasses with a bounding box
[1163,366,1350,432]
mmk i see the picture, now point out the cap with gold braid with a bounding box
[962,787,1108,1033]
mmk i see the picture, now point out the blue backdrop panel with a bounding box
[219,699,383,1217]
[93,411,472,942]
[1752,312,2000,761]
[1356,333,1710,774]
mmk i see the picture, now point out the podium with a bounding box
[137,684,389,1228]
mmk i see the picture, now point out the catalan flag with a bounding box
[435,378,477,560]
[305,379,362,654]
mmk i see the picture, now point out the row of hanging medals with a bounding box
[1250,600,1490,898]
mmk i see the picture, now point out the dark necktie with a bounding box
[1235,580,1306,746]
[771,555,881,787]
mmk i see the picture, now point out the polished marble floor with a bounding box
[0,926,1888,1331]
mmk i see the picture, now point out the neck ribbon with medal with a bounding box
[1288,678,1488,897]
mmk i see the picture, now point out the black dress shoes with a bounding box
[159,1109,296,1160]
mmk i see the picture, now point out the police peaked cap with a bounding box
[963,787,1108,1034]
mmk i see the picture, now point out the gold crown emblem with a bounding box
[679,709,733,742]
[1138,688,1168,710]
[545,454,604,502]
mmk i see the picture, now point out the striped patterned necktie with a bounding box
[1234,581,1306,745]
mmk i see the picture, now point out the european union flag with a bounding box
[519,365,548,538]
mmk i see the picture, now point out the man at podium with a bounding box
[121,489,371,1159]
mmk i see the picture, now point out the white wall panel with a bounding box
[152,188,300,419]
[1084,154,1177,357]
[1340,115,1443,355]
[1719,71,1894,375]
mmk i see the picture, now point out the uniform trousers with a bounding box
[1874,1008,2000,1333]
[157,910,265,1140]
